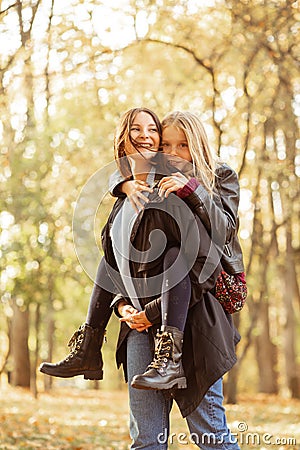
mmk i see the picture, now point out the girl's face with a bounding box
[161,126,192,162]
[126,111,160,158]
[161,125,192,172]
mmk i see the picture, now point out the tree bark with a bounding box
[225,313,241,404]
[255,299,278,394]
[283,226,300,398]
[10,300,30,387]
[31,303,41,398]
[43,297,55,391]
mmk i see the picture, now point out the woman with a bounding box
[41,108,242,449]
[101,108,241,449]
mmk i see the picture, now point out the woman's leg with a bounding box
[185,378,240,450]
[127,330,172,449]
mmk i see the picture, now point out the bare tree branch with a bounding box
[143,38,213,72]
[0,2,17,15]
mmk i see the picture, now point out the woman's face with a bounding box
[161,125,192,171]
[126,111,160,159]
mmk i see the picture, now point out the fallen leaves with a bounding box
[0,387,299,449]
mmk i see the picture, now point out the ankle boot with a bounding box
[39,323,106,380]
[131,325,187,390]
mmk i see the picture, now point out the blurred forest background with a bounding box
[0,0,299,406]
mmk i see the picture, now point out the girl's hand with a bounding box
[158,172,189,198]
[118,303,140,330]
[118,302,138,318]
[121,180,153,213]
[120,310,152,332]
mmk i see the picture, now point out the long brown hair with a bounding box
[114,108,162,178]
[161,111,218,194]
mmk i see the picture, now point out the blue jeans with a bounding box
[127,330,240,450]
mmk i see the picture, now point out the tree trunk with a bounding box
[31,303,41,398]
[225,363,239,404]
[283,227,300,398]
[10,300,31,388]
[255,300,278,394]
[225,313,241,404]
[44,301,55,391]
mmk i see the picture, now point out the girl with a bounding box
[118,111,246,390]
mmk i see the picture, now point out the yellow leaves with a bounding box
[0,386,131,449]
[28,415,38,425]
[0,385,299,449]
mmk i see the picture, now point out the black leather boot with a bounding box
[39,323,106,380]
[131,325,187,390]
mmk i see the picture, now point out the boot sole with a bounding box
[131,377,187,390]
[39,366,103,380]
[83,370,103,380]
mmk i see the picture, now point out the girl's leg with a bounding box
[185,378,240,450]
[131,247,189,391]
[161,246,191,331]
[86,257,116,328]
[39,258,114,380]
[127,330,172,449]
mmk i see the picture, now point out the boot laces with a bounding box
[148,331,174,370]
[65,325,85,361]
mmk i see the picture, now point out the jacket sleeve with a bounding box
[144,298,161,324]
[109,169,129,198]
[183,164,240,245]
[110,294,129,318]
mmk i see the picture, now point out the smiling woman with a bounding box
[114,108,161,178]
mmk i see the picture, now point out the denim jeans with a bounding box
[127,330,240,450]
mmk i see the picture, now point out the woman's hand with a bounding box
[158,172,189,198]
[121,180,153,213]
[119,306,152,332]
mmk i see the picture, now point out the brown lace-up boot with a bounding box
[131,325,187,390]
[39,323,106,380]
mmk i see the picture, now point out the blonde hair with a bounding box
[161,111,218,194]
[114,107,162,178]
